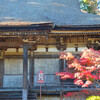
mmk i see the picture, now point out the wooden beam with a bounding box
[0,42,22,48]
[51,30,100,33]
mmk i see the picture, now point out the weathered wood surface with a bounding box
[29,54,34,84]
[23,43,28,100]
[0,60,4,86]
[0,33,99,48]
[31,84,95,92]
[59,59,64,72]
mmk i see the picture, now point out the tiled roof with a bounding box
[0,0,100,25]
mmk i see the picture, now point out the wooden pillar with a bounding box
[0,59,4,86]
[22,43,28,100]
[59,59,64,83]
[29,51,34,86]
[64,59,67,69]
[59,59,64,72]
[59,59,67,71]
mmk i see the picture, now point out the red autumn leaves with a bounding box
[56,48,100,87]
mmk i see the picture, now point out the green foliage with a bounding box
[80,0,97,14]
[86,95,100,100]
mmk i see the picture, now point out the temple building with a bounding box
[0,0,100,100]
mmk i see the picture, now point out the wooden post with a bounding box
[22,43,28,100]
[60,91,63,100]
[0,59,4,86]
[40,83,41,100]
[59,59,68,71]
[59,59,64,72]
[59,59,64,83]
[29,51,34,86]
[64,59,68,69]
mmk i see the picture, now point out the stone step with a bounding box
[28,91,37,100]
[0,99,22,100]
[0,91,22,100]
[0,90,37,100]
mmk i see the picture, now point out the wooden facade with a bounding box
[0,22,100,100]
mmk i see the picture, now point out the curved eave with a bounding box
[0,22,53,34]
[0,22,53,27]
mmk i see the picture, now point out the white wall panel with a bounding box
[4,58,30,87]
[4,59,23,74]
[34,59,60,84]
[34,59,59,74]
[3,75,23,87]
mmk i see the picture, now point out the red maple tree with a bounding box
[56,48,100,89]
